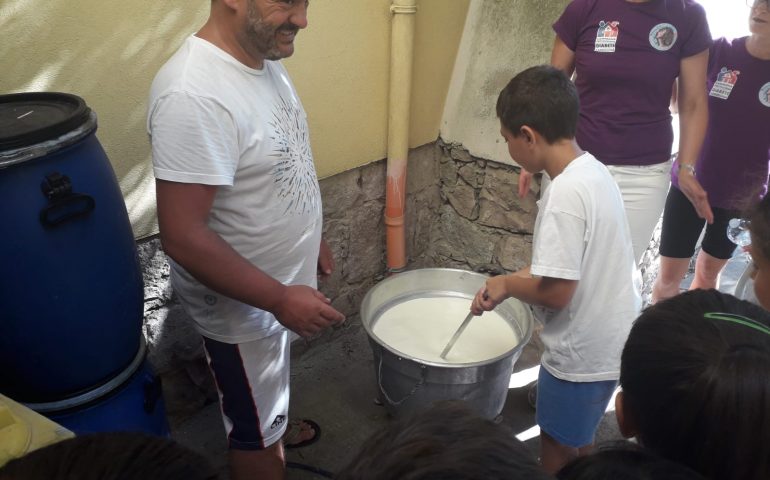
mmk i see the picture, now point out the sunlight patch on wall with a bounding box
[123,158,159,238]
[0,0,31,27]
[19,64,62,92]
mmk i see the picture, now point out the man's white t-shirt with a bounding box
[531,153,641,382]
[148,36,322,343]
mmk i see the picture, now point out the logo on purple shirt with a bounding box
[595,21,620,53]
[649,23,678,51]
[709,68,741,100]
[760,82,770,108]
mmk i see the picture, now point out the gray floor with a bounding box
[171,324,553,479]
[170,253,752,479]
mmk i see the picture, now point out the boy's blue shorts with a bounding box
[535,367,617,448]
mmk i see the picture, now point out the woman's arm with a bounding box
[550,35,576,78]
[676,49,714,224]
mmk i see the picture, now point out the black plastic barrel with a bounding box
[0,93,143,402]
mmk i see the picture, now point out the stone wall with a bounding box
[138,139,541,422]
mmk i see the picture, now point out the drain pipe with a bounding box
[385,0,417,274]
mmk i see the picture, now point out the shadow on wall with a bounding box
[0,0,207,237]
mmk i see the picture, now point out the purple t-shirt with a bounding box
[553,0,712,166]
[673,37,770,209]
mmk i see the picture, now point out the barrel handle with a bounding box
[39,172,96,227]
[39,194,96,227]
[377,355,426,407]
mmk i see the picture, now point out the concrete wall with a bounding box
[1,0,468,239]
[441,0,570,166]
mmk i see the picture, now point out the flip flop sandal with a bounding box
[283,418,322,449]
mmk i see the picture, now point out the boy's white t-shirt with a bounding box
[531,152,641,382]
[147,36,322,343]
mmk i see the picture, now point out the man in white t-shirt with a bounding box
[147,1,344,479]
[472,66,641,473]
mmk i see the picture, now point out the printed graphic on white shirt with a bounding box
[594,21,620,53]
[760,82,770,108]
[709,68,741,100]
[649,23,678,51]
[269,95,321,215]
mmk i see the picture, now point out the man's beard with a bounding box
[245,0,298,60]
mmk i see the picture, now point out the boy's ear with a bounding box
[615,391,638,438]
[520,126,536,145]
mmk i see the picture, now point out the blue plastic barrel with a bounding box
[0,93,143,402]
[26,340,169,436]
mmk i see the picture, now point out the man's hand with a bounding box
[273,285,345,337]
[518,171,533,199]
[317,238,334,277]
[471,276,509,315]
[678,171,714,224]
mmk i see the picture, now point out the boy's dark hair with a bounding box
[619,289,770,480]
[557,442,705,480]
[336,400,553,480]
[496,65,578,143]
[749,193,770,263]
[0,432,218,480]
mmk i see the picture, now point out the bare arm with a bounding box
[317,237,334,277]
[550,36,576,78]
[471,268,578,314]
[675,49,713,223]
[156,179,344,336]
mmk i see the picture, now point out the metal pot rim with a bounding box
[361,268,533,368]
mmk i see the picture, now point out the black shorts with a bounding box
[659,186,738,260]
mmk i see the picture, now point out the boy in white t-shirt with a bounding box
[471,65,641,473]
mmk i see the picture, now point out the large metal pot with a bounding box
[361,268,533,419]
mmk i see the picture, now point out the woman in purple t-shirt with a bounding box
[653,1,770,302]
[520,0,714,266]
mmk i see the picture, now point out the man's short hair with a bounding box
[496,65,579,144]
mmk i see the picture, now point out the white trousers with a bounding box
[541,159,671,265]
[607,161,672,264]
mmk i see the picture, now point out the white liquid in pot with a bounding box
[372,296,519,364]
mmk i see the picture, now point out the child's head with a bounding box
[557,443,705,480]
[749,193,770,309]
[336,400,553,480]
[496,65,578,146]
[618,289,770,480]
[0,432,218,480]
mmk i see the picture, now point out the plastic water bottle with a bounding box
[727,218,751,247]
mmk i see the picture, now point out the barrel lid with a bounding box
[0,93,91,150]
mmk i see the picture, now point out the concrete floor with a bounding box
[170,253,752,479]
[170,322,566,479]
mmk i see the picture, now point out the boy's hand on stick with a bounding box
[471,276,507,315]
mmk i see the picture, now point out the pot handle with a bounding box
[377,355,426,407]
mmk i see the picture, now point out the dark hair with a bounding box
[749,193,770,263]
[496,65,579,144]
[619,289,770,480]
[336,400,553,480]
[557,442,705,480]
[0,432,218,480]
